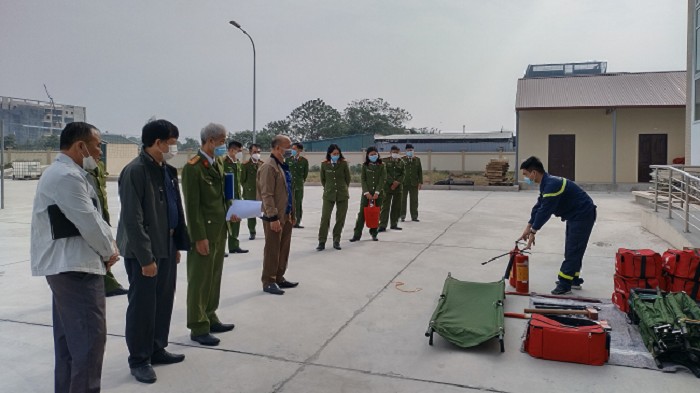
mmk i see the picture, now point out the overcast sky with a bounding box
[0,0,688,139]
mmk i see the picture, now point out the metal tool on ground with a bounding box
[505,291,603,303]
[533,302,601,311]
[523,307,599,320]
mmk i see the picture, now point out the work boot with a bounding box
[555,278,584,290]
[333,242,341,250]
[551,282,572,295]
[349,237,360,242]
[316,242,325,251]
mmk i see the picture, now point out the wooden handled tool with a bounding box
[523,307,598,320]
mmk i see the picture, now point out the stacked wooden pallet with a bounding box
[485,159,510,185]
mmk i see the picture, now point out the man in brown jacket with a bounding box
[257,135,299,295]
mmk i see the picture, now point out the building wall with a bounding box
[517,107,685,183]
[104,143,139,176]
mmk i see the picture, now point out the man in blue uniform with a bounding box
[518,156,597,295]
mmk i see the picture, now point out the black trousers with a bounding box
[558,208,597,284]
[124,239,177,368]
[46,272,106,393]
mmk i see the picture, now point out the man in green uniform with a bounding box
[223,140,248,255]
[286,142,309,229]
[87,160,128,297]
[240,143,263,240]
[400,143,423,222]
[181,123,241,347]
[378,145,405,232]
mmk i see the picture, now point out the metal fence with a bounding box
[650,165,700,233]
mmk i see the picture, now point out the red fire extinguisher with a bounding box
[508,244,529,294]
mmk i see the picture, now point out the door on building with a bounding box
[638,134,667,183]
[548,134,575,180]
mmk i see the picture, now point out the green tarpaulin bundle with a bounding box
[426,273,505,352]
[630,289,700,377]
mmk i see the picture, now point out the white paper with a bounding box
[226,199,262,220]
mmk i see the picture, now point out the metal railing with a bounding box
[650,165,700,233]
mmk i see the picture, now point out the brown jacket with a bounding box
[256,155,295,224]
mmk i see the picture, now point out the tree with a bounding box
[408,127,439,134]
[178,137,200,151]
[3,134,16,149]
[344,98,412,136]
[43,134,60,150]
[228,130,274,150]
[287,99,346,141]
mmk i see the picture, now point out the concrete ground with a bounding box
[0,180,697,393]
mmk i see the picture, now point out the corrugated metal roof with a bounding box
[101,134,138,145]
[375,131,513,141]
[515,71,686,110]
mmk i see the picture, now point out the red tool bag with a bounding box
[364,200,380,229]
[662,249,700,280]
[612,274,664,312]
[615,248,663,279]
[666,275,700,300]
[612,291,630,313]
[524,314,609,366]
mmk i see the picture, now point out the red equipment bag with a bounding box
[615,248,663,279]
[612,290,630,313]
[364,200,380,229]
[613,274,663,294]
[662,249,700,280]
[666,275,700,300]
[524,314,609,366]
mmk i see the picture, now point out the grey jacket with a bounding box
[116,151,190,266]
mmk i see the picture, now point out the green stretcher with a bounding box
[426,273,506,352]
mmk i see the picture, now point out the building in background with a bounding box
[688,0,699,165]
[0,96,86,146]
[374,132,514,153]
[300,133,375,152]
[100,134,139,176]
[516,67,685,184]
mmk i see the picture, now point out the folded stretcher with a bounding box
[426,273,505,352]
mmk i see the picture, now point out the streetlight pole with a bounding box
[229,20,256,144]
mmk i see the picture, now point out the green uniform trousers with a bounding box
[227,221,240,251]
[353,196,383,239]
[379,190,402,228]
[187,226,226,336]
[318,199,348,243]
[104,270,122,293]
[400,185,419,220]
[294,187,304,224]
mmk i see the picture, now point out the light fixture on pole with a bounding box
[229,20,257,144]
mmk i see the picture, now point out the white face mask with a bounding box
[163,144,178,161]
[235,151,243,161]
[391,153,400,159]
[252,153,261,161]
[81,144,98,171]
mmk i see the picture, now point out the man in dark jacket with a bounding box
[117,119,190,384]
[518,156,596,295]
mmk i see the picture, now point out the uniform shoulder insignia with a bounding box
[188,155,201,165]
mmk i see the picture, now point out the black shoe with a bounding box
[333,242,341,250]
[556,278,584,290]
[293,224,304,229]
[249,233,256,240]
[278,280,299,289]
[411,218,420,222]
[130,365,157,384]
[151,350,185,365]
[230,247,249,254]
[378,227,386,233]
[316,242,325,251]
[349,237,360,242]
[390,226,402,230]
[263,283,285,295]
[190,333,220,346]
[400,218,405,222]
[551,282,572,295]
[106,287,129,297]
[371,234,378,241]
[224,253,229,258]
[210,322,235,333]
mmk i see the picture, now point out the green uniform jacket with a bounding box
[240,159,263,200]
[222,156,242,199]
[382,157,405,192]
[320,160,351,201]
[286,156,309,189]
[401,156,423,187]
[181,152,228,242]
[361,162,387,196]
[89,161,110,224]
